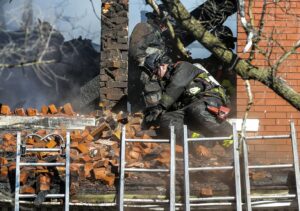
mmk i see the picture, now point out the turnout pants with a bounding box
[159,99,232,145]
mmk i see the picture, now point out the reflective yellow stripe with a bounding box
[196,73,210,82]
[196,72,229,104]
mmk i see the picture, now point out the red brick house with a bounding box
[237,0,300,163]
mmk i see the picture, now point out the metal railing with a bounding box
[183,123,242,211]
[242,121,300,211]
[118,126,176,211]
[15,132,70,211]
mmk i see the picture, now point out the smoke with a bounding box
[2,0,101,45]
[0,0,100,111]
[0,66,66,109]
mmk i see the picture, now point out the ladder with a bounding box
[118,125,176,211]
[242,121,300,211]
[15,132,70,211]
[183,123,242,211]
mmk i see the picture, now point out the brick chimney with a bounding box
[100,0,129,109]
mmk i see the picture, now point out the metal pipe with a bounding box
[189,202,233,207]
[125,139,170,143]
[251,200,294,208]
[169,126,176,211]
[2,199,119,206]
[124,204,165,208]
[290,121,300,210]
[124,199,235,206]
[124,168,169,173]
[248,164,293,169]
[232,123,242,211]
[189,166,233,171]
[65,132,70,211]
[190,196,235,202]
[243,136,252,211]
[251,194,296,199]
[245,135,290,140]
[14,132,21,211]
[5,199,298,208]
[187,136,231,142]
[183,125,190,211]
[19,194,65,198]
[19,162,65,166]
[25,148,61,152]
[124,199,169,203]
[118,126,126,211]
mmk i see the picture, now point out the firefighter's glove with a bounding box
[145,104,165,123]
[191,132,201,138]
[222,135,234,148]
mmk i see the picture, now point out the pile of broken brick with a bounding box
[0,103,184,202]
[0,103,76,116]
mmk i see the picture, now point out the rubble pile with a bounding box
[0,103,76,116]
[0,103,179,202]
[0,103,293,206]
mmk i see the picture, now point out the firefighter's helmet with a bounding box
[144,53,171,74]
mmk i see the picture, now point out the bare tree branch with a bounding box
[272,40,300,73]
[89,0,101,21]
[238,0,256,53]
[241,80,253,141]
[249,0,267,61]
[161,0,300,110]
[0,60,56,69]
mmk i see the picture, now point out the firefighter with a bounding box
[128,4,179,112]
[143,53,233,145]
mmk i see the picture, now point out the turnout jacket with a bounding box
[160,61,228,110]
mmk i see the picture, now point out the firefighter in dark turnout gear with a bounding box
[128,5,184,112]
[128,10,168,112]
[143,53,233,144]
[128,20,164,111]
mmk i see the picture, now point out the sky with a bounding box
[129,0,237,58]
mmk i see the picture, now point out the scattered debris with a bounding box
[0,103,178,203]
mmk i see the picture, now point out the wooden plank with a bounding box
[0,116,96,130]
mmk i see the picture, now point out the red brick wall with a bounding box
[237,0,300,163]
